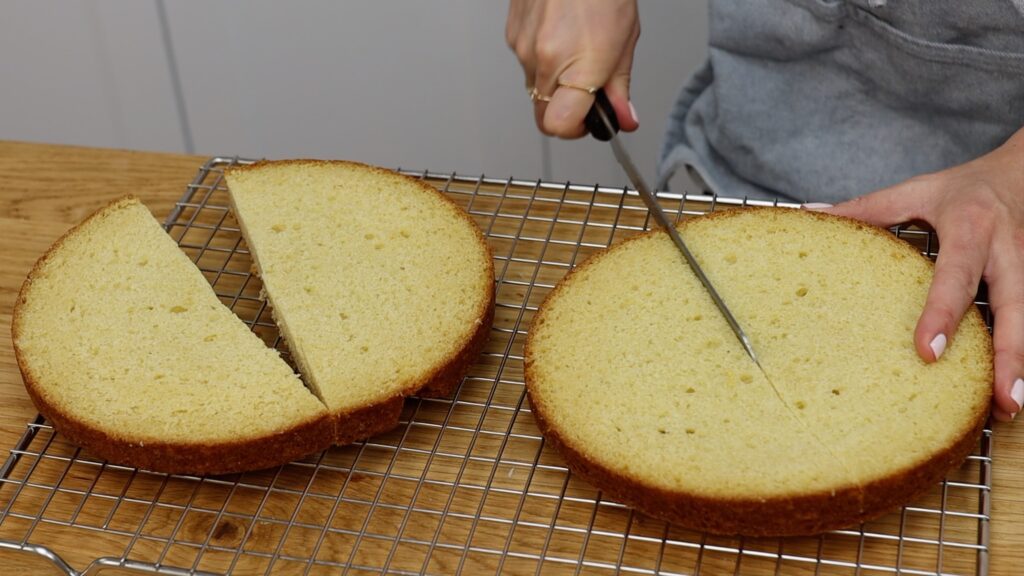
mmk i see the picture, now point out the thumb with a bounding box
[822,178,930,228]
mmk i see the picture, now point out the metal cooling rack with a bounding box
[0,157,994,576]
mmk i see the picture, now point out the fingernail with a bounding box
[628,101,639,124]
[800,202,834,211]
[929,333,947,361]
[1011,378,1024,412]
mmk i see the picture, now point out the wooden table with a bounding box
[0,141,1020,575]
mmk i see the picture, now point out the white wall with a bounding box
[1,1,707,188]
[0,1,184,152]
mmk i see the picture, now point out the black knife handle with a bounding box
[584,88,620,142]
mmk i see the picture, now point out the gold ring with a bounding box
[557,80,599,94]
[529,87,552,103]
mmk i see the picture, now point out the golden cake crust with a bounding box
[17,361,336,475]
[528,391,986,536]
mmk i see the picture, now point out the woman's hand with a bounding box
[506,0,641,138]
[824,128,1024,422]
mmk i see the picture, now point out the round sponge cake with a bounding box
[13,197,333,474]
[525,207,991,536]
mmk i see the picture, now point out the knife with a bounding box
[584,89,761,366]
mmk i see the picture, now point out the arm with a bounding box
[826,127,1024,422]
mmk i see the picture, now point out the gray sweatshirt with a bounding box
[657,0,1024,203]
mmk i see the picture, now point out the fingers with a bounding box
[539,47,638,137]
[505,1,522,48]
[985,236,1024,420]
[824,135,1024,421]
[826,177,997,387]
[509,0,541,87]
[535,47,619,138]
[823,177,931,228]
[541,86,595,139]
[512,0,639,137]
[913,214,991,364]
[992,406,1016,422]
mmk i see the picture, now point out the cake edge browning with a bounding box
[527,387,986,536]
[414,298,495,399]
[17,361,336,475]
[225,159,496,446]
[11,196,337,475]
[854,409,987,528]
[523,206,992,536]
[528,391,867,537]
[329,297,495,445]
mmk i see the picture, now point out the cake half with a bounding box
[525,207,992,536]
[225,160,494,444]
[12,197,333,474]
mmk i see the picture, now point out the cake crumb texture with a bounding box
[13,197,332,474]
[225,160,495,442]
[525,207,991,536]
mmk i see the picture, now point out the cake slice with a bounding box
[12,197,333,474]
[225,160,494,444]
[525,207,991,536]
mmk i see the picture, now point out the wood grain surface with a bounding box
[0,141,1019,575]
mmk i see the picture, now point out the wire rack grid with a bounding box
[0,157,994,576]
